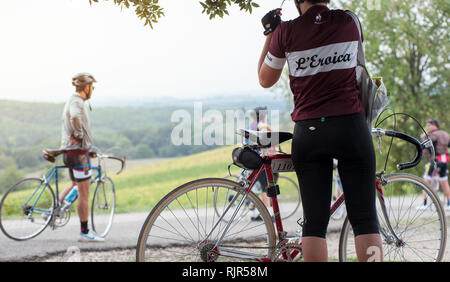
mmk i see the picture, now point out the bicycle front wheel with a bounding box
[339,173,447,262]
[136,178,277,262]
[91,176,115,238]
[0,178,55,241]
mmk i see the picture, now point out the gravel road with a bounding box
[2,203,449,262]
[34,231,343,262]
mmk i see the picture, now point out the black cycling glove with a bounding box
[261,9,282,35]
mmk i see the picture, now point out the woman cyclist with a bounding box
[257,0,382,261]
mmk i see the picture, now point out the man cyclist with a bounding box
[419,119,450,211]
[58,72,104,242]
[257,0,382,261]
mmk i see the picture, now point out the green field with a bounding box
[111,142,299,213]
[0,142,300,217]
[2,139,426,218]
[112,145,239,213]
[0,146,236,217]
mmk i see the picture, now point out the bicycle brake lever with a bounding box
[422,139,437,170]
[377,135,382,154]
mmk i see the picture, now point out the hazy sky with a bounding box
[0,0,300,103]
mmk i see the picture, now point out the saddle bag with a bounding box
[232,147,264,170]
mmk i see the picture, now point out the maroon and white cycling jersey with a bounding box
[265,5,365,121]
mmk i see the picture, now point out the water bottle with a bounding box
[63,185,79,207]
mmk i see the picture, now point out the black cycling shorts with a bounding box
[63,153,92,182]
[426,161,448,180]
[291,113,379,238]
[253,170,279,193]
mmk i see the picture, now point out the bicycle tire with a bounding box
[0,178,55,241]
[338,173,447,262]
[91,176,115,238]
[136,178,276,262]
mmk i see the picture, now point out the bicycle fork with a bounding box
[376,177,405,247]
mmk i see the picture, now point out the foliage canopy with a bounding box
[89,0,260,28]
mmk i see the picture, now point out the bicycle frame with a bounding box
[24,164,103,217]
[207,152,398,262]
[204,154,299,261]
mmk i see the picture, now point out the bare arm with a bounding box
[257,33,283,88]
[258,122,272,131]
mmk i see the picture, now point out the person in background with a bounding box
[419,119,450,211]
[245,106,278,220]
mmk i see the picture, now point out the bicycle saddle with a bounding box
[42,149,65,163]
[235,129,293,148]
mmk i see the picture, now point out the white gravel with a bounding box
[35,233,343,262]
[36,229,450,262]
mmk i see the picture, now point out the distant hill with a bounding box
[0,94,293,175]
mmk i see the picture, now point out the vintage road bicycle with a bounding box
[0,149,125,241]
[221,160,343,221]
[136,128,446,262]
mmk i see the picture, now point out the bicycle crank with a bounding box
[271,240,303,262]
[54,208,71,228]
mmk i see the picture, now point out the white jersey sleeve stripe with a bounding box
[264,52,286,70]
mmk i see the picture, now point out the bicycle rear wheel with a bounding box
[136,178,276,262]
[0,178,55,241]
[339,173,447,262]
[91,177,115,238]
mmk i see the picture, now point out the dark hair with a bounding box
[296,0,330,4]
[307,0,330,3]
[252,106,267,122]
[427,119,440,129]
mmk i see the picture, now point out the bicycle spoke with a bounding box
[137,179,276,262]
[340,174,446,262]
[0,178,54,241]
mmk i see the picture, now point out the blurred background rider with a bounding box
[419,119,450,211]
[245,106,278,220]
